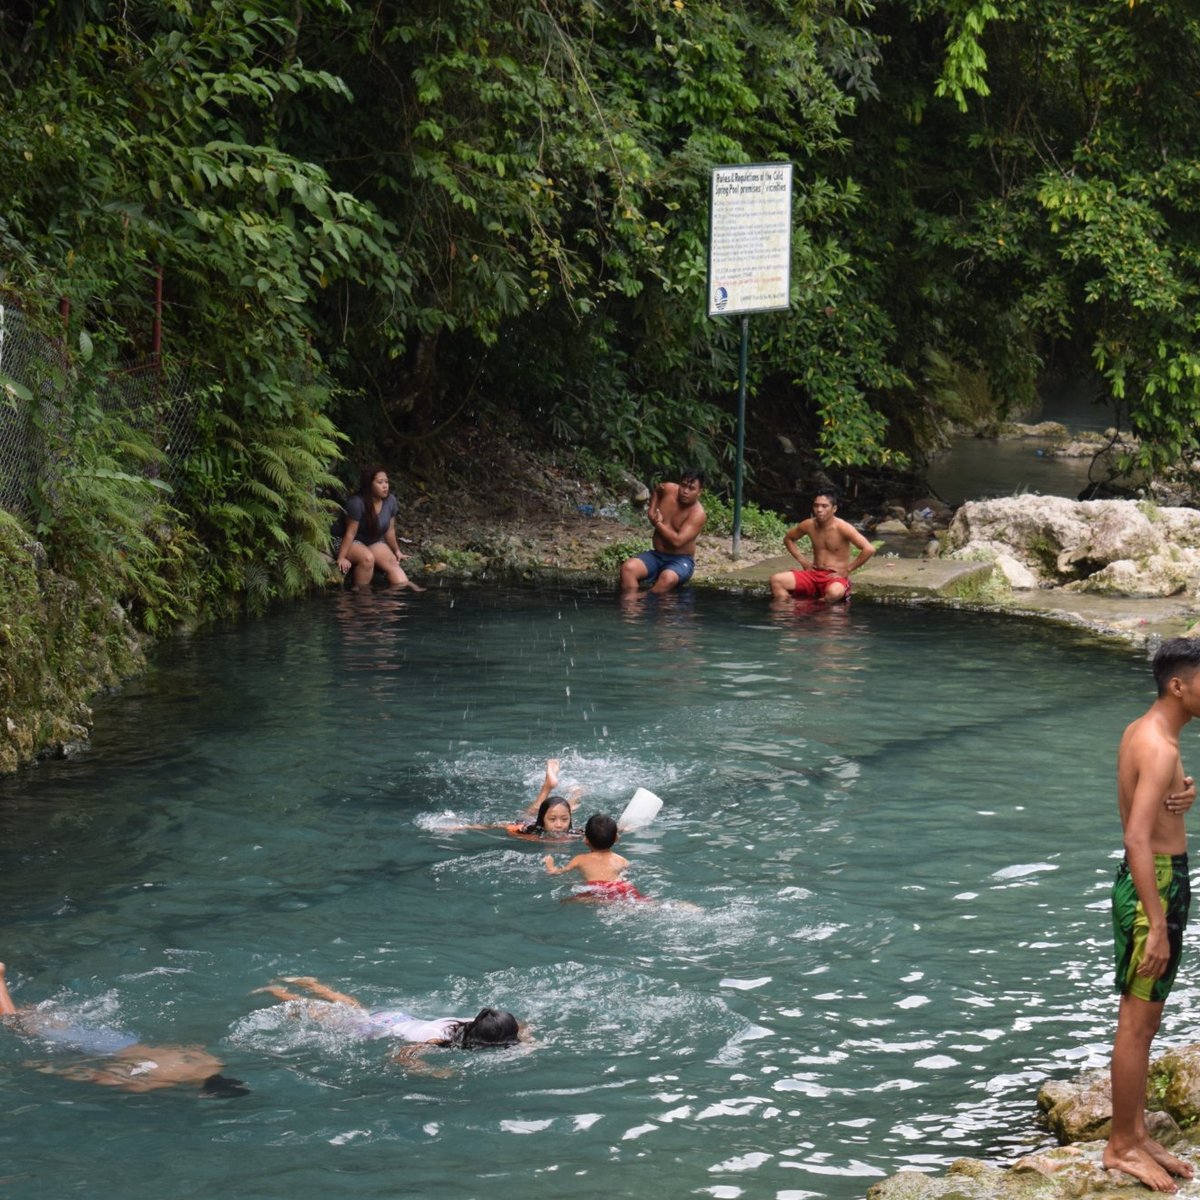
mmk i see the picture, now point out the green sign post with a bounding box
[707,163,793,556]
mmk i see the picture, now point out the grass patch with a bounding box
[703,494,789,542]
[593,540,647,571]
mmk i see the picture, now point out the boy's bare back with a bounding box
[544,848,629,883]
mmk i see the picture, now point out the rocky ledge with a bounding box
[868,1044,1200,1200]
[720,495,1200,647]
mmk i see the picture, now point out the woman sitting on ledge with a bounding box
[335,466,424,591]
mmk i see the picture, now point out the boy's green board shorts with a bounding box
[1112,852,1190,1003]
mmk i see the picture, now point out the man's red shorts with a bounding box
[791,567,851,600]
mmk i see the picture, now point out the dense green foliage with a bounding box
[845,0,1200,470]
[1,0,399,622]
[0,508,146,772]
[1,0,1198,638]
[285,0,891,473]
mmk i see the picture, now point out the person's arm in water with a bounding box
[391,1042,454,1077]
[544,852,585,877]
[0,961,19,1016]
[442,822,555,842]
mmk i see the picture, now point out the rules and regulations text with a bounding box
[707,163,792,317]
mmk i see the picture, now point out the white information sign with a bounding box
[707,163,793,317]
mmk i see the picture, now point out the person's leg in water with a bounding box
[768,569,797,601]
[254,976,365,1008]
[0,961,18,1016]
[370,543,426,591]
[345,541,376,589]
[1104,993,1191,1191]
[820,577,849,603]
[647,567,683,595]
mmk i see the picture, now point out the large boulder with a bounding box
[1063,556,1195,598]
[1158,507,1200,545]
[946,496,1090,581]
[944,496,1200,597]
[1056,504,1163,572]
[995,553,1040,590]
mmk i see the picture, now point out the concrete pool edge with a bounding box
[729,554,1200,648]
[506,554,1200,649]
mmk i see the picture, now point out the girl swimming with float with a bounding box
[448,758,584,841]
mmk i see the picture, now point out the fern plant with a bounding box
[180,389,346,614]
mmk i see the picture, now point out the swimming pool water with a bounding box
[0,586,1191,1199]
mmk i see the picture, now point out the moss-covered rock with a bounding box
[0,510,145,773]
[871,1046,1200,1200]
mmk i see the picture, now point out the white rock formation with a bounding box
[945,496,1200,597]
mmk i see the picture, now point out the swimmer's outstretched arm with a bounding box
[543,854,582,877]
[524,759,561,816]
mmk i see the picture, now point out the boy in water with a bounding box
[1105,638,1200,1192]
[544,813,646,901]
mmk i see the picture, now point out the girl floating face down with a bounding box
[253,976,524,1076]
[446,758,584,841]
[0,961,248,1097]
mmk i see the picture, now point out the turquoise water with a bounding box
[1,587,1195,1199]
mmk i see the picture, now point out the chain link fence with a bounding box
[0,304,197,519]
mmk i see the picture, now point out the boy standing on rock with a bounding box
[1106,638,1200,1192]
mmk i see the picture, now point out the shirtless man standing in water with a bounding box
[1105,638,1200,1192]
[769,487,875,603]
[619,469,707,594]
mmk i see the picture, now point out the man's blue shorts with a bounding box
[634,550,695,587]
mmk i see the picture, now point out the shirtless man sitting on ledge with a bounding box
[769,487,875,604]
[619,469,707,595]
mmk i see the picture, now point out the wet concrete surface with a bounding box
[714,552,1200,647]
